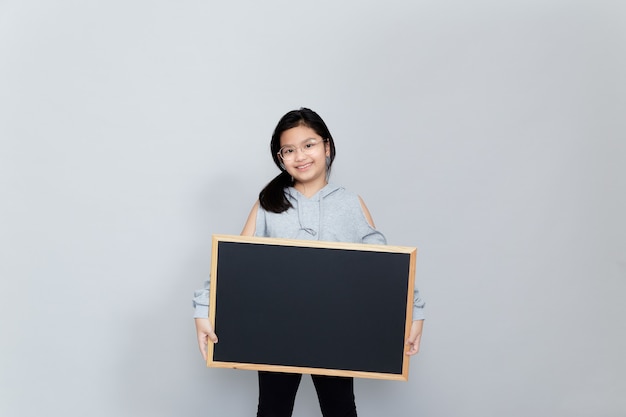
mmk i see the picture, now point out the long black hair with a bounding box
[259,108,336,213]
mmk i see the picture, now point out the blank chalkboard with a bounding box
[207,235,417,381]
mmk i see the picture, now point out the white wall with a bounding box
[1,1,624,416]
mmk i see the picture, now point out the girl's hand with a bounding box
[405,319,424,356]
[195,318,218,361]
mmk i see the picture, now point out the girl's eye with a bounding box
[304,143,315,149]
[283,148,294,155]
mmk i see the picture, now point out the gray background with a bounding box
[1,1,625,416]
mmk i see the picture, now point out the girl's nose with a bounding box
[294,147,307,160]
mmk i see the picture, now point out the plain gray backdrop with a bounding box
[1,1,624,416]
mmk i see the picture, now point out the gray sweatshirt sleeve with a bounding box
[192,279,210,318]
[412,288,425,321]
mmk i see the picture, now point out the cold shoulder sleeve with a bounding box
[412,288,425,320]
[192,278,210,318]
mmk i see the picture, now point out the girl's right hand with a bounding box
[195,318,218,361]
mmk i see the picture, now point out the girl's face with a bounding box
[279,125,330,192]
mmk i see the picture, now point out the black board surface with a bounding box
[208,235,416,380]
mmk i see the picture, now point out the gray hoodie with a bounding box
[256,183,386,244]
[193,183,425,319]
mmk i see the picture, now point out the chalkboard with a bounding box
[207,235,417,381]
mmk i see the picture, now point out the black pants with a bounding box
[256,371,357,417]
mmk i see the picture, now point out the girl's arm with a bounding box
[358,196,377,228]
[194,201,259,360]
[240,200,259,236]
[405,319,424,356]
[194,318,217,361]
[359,196,424,356]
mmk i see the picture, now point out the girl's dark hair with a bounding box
[259,108,336,213]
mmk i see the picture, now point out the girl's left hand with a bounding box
[405,320,424,356]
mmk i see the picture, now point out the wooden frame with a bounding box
[207,234,417,381]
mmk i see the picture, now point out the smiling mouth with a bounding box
[296,163,312,170]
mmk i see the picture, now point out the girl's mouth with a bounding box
[296,163,312,170]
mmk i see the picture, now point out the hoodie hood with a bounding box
[284,183,343,238]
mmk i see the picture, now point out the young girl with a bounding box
[194,108,425,417]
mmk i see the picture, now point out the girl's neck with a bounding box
[293,179,328,198]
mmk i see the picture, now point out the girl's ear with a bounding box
[325,141,330,157]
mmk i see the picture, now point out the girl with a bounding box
[194,108,425,417]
